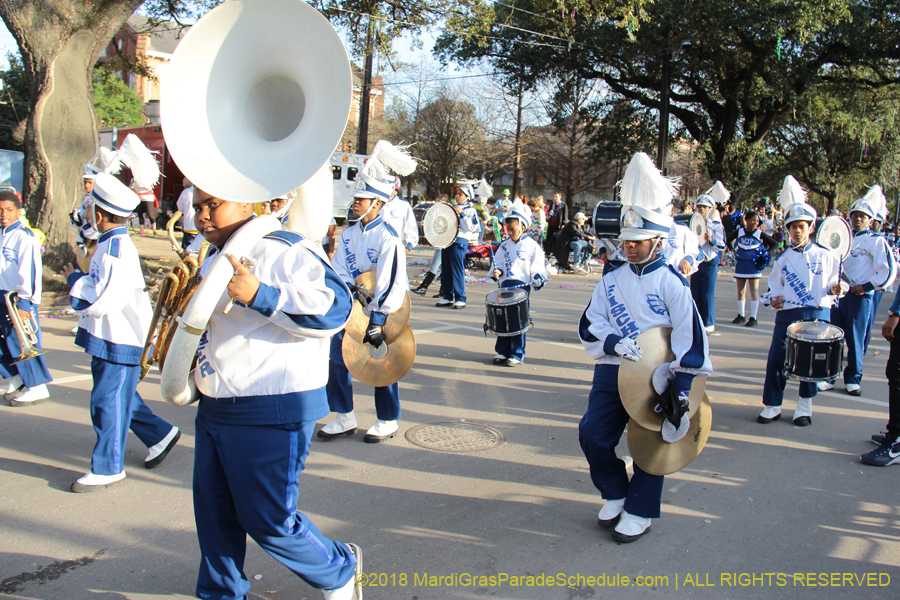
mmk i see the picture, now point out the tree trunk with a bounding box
[0,0,143,269]
[512,86,523,201]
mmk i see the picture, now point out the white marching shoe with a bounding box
[846,383,861,396]
[145,426,181,469]
[612,511,651,543]
[793,397,813,427]
[322,543,363,600]
[364,420,398,443]
[817,380,835,391]
[757,405,782,424]
[71,471,127,493]
[8,384,49,407]
[3,374,24,401]
[317,412,358,440]
[597,498,625,528]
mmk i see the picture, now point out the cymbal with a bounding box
[627,395,712,476]
[342,324,416,387]
[346,271,411,344]
[618,326,706,431]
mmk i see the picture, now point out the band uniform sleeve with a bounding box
[710,221,726,251]
[579,280,620,361]
[403,203,419,251]
[12,234,41,309]
[253,241,352,338]
[330,230,354,287]
[683,229,700,265]
[665,276,713,388]
[367,232,408,325]
[762,256,786,308]
[492,243,508,280]
[530,242,548,288]
[870,236,897,292]
[69,251,130,316]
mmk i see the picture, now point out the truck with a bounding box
[330,151,367,223]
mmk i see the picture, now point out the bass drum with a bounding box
[783,321,845,382]
[815,216,852,260]
[424,203,459,248]
[484,288,530,336]
[592,201,622,239]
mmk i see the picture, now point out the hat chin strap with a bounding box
[634,237,662,265]
[348,197,381,223]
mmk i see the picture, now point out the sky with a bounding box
[0,22,15,70]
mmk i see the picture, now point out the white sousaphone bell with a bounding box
[158,0,352,406]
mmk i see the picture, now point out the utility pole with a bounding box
[657,24,671,175]
[512,85,523,201]
[357,16,375,155]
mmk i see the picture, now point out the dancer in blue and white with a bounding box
[818,194,896,395]
[727,203,779,327]
[759,189,844,426]
[437,185,479,309]
[578,153,712,544]
[690,191,727,332]
[321,140,412,444]
[0,190,52,406]
[490,199,547,367]
[61,173,179,492]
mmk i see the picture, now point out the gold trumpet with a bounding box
[4,292,48,364]
[139,233,210,381]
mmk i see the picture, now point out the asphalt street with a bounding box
[1,240,897,600]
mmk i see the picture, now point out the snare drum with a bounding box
[484,288,531,336]
[592,201,622,239]
[783,321,845,382]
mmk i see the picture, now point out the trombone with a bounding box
[4,291,48,364]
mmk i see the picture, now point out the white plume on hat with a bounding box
[778,175,807,210]
[118,134,161,190]
[862,184,888,220]
[618,152,680,212]
[507,198,530,227]
[83,147,122,178]
[705,181,731,205]
[365,140,417,180]
[475,178,493,199]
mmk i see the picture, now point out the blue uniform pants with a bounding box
[864,289,884,353]
[762,307,829,406]
[493,281,530,361]
[326,331,401,421]
[830,293,872,386]
[0,301,52,388]
[89,357,172,475]
[579,364,664,519]
[690,257,719,328]
[193,412,357,599]
[440,238,468,303]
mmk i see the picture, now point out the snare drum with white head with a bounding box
[783,321,845,382]
[484,288,531,336]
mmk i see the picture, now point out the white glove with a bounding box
[614,337,643,362]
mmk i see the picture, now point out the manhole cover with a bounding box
[405,422,505,453]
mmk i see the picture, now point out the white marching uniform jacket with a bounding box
[762,243,841,309]
[663,222,701,269]
[332,215,409,326]
[579,256,713,390]
[492,235,548,288]
[0,220,42,310]
[67,226,151,365]
[843,230,897,292]
[176,186,198,233]
[699,219,726,262]
[379,198,419,251]
[72,195,100,242]
[195,225,352,418]
[456,203,480,244]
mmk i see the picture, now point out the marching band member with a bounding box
[61,173,180,492]
[175,178,198,251]
[490,199,547,367]
[187,186,361,599]
[0,190,52,406]
[818,195,896,395]
[662,203,701,276]
[861,185,895,353]
[438,185,479,309]
[411,195,449,297]
[320,141,412,443]
[578,153,712,544]
[380,175,419,252]
[690,193,726,332]
[759,195,844,426]
[727,208,778,327]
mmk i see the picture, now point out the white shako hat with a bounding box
[352,140,417,200]
[695,194,715,208]
[505,198,530,227]
[849,198,877,219]
[860,184,887,221]
[91,172,141,217]
[617,152,676,240]
[779,175,816,225]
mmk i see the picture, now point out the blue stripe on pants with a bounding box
[578,364,664,519]
[440,239,467,303]
[89,357,172,475]
[830,293,872,386]
[193,412,357,598]
[864,289,884,353]
[762,307,829,406]
[690,257,719,327]
[326,330,401,421]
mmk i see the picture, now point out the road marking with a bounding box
[48,374,93,385]
[708,371,887,407]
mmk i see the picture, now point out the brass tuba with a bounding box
[4,292,48,364]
